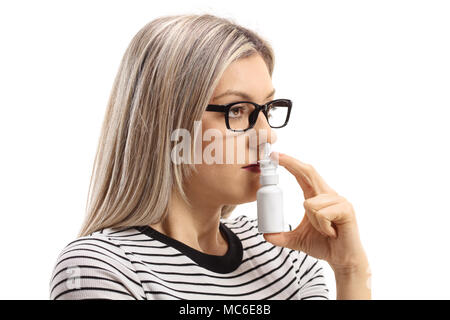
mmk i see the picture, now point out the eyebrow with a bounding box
[213,88,276,101]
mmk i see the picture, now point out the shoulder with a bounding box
[51,229,136,272]
[49,228,146,300]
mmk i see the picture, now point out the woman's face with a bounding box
[187,53,277,206]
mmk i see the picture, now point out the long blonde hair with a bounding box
[78,14,275,237]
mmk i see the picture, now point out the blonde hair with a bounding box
[78,14,275,237]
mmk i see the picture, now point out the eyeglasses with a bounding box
[205,99,292,132]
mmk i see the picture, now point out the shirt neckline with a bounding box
[135,221,243,274]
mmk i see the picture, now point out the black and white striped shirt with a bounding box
[49,214,329,300]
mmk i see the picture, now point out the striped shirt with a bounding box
[49,214,329,300]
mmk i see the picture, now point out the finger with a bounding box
[304,193,343,211]
[304,194,343,237]
[316,214,337,238]
[263,230,297,248]
[316,201,356,226]
[277,152,337,198]
[304,207,328,237]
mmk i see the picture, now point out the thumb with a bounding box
[263,231,295,248]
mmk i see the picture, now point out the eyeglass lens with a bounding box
[227,100,289,130]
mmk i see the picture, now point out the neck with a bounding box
[150,189,228,256]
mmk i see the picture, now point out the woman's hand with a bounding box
[263,152,369,275]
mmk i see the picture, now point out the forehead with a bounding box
[212,54,273,102]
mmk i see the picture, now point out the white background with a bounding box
[1,0,449,299]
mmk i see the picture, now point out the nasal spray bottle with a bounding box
[256,143,285,233]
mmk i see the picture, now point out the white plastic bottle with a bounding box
[257,143,285,233]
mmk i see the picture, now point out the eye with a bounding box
[228,104,250,118]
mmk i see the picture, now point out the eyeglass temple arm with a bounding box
[205,105,226,112]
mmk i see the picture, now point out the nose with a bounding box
[253,110,277,159]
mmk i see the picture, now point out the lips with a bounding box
[241,163,259,169]
[242,162,261,173]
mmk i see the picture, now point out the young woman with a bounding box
[49,14,371,300]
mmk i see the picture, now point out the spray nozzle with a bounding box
[262,142,271,160]
[259,143,275,166]
[258,143,278,185]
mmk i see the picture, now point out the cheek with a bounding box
[200,133,255,166]
[196,116,260,202]
[195,163,260,204]
[200,114,258,165]
[197,163,241,185]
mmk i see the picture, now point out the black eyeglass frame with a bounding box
[205,98,292,132]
